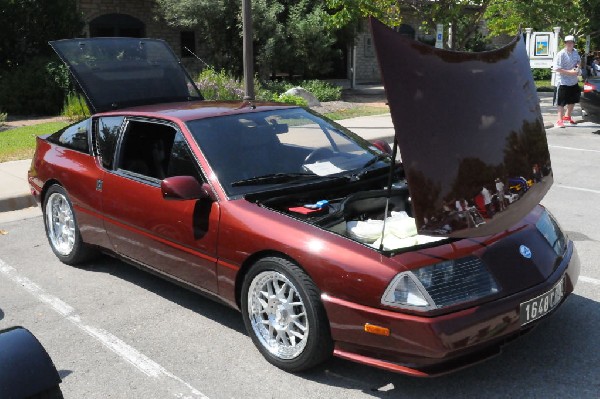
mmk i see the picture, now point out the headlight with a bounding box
[536,210,567,256]
[382,256,500,310]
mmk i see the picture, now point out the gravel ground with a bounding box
[310,101,365,114]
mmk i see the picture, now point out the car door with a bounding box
[99,117,219,292]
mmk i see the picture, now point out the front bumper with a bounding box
[322,240,580,376]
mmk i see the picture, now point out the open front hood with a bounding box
[50,38,203,113]
[370,18,553,238]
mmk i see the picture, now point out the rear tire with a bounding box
[241,257,333,372]
[43,184,96,265]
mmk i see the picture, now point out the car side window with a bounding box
[167,132,203,181]
[118,120,203,182]
[48,119,91,153]
[96,116,125,170]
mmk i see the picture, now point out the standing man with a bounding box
[495,178,505,211]
[481,186,493,218]
[553,35,581,128]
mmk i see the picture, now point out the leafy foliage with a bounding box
[197,68,341,102]
[324,0,401,29]
[403,0,494,51]
[532,68,552,81]
[272,93,308,106]
[0,0,83,69]
[0,0,82,114]
[325,0,493,51]
[61,93,90,122]
[155,0,339,78]
[299,80,342,102]
[485,0,587,39]
[0,111,6,125]
[197,68,245,100]
[0,57,71,115]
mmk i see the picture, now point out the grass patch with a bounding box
[324,105,390,120]
[0,121,68,162]
[535,80,554,92]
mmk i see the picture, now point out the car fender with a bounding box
[0,326,62,398]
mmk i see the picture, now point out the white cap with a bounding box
[565,35,575,42]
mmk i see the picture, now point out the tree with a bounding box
[155,0,339,78]
[325,0,402,29]
[0,0,83,114]
[400,0,493,50]
[485,0,587,38]
[325,0,493,51]
[0,0,83,68]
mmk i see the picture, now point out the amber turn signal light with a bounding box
[364,323,390,336]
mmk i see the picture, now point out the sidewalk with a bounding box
[0,92,582,214]
[0,159,36,212]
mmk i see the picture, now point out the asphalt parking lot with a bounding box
[1,120,599,399]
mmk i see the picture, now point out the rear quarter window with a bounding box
[96,116,125,170]
[48,119,91,153]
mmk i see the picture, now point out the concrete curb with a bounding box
[0,194,38,213]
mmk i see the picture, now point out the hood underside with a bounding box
[370,18,553,238]
[50,38,203,113]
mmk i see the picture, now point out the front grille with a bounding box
[426,256,499,308]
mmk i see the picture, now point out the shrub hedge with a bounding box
[0,57,70,115]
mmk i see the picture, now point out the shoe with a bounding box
[562,116,577,126]
[555,119,565,128]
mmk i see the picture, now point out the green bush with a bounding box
[272,93,309,106]
[0,57,70,115]
[532,68,552,80]
[196,68,244,100]
[261,79,341,102]
[261,80,294,96]
[0,111,7,125]
[298,80,342,102]
[196,69,341,104]
[61,92,89,121]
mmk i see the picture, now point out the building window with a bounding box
[181,31,196,57]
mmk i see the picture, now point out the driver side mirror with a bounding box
[161,176,215,201]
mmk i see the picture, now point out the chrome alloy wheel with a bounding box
[46,192,76,256]
[248,270,309,359]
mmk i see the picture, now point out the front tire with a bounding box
[241,257,333,372]
[43,184,96,265]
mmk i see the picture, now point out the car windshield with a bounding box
[187,108,384,196]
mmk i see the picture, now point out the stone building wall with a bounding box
[354,31,381,83]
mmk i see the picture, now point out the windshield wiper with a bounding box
[353,154,390,179]
[231,172,319,187]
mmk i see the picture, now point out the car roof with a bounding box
[95,101,299,122]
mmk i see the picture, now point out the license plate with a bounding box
[520,276,565,325]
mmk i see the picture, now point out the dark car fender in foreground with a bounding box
[0,327,63,399]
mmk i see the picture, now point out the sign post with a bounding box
[242,0,254,101]
[525,27,561,86]
[435,24,443,49]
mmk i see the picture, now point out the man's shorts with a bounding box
[556,84,581,106]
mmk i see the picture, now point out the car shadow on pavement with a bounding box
[301,294,599,398]
[80,254,598,398]
[83,256,246,335]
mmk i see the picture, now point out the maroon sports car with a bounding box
[28,23,579,376]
